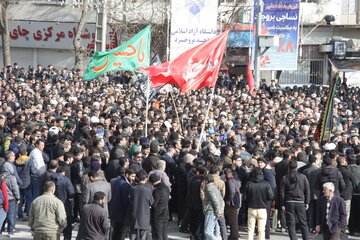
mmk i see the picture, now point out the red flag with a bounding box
[144,30,230,93]
[247,57,255,97]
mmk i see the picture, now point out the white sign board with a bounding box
[1,21,117,50]
[170,0,218,59]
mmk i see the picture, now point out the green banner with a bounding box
[84,25,151,81]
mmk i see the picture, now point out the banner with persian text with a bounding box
[170,0,218,60]
[0,21,117,50]
[253,0,300,70]
[84,26,150,81]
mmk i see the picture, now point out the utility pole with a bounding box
[95,0,108,52]
[254,0,263,88]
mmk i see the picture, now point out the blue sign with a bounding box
[228,31,252,47]
[253,0,300,70]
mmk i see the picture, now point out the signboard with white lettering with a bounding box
[253,0,300,70]
[1,21,117,50]
[170,0,218,60]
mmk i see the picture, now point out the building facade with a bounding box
[1,0,359,86]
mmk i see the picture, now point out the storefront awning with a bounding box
[330,59,360,72]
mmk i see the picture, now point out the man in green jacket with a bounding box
[29,181,67,240]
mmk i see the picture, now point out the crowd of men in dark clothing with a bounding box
[0,63,359,240]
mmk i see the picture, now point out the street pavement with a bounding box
[4,218,360,240]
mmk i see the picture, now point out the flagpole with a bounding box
[170,91,183,135]
[198,87,216,147]
[166,0,171,61]
[145,75,150,138]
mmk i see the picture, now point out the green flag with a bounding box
[84,25,151,81]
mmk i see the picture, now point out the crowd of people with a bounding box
[0,63,359,240]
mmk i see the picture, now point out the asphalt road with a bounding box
[4,219,360,240]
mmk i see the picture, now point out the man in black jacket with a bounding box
[303,155,321,233]
[143,141,161,173]
[337,155,354,230]
[224,169,241,240]
[347,154,360,234]
[186,166,206,240]
[280,160,310,240]
[275,150,291,231]
[49,165,75,240]
[316,156,345,196]
[70,147,84,222]
[110,135,128,160]
[257,157,276,239]
[244,168,274,240]
[129,171,154,240]
[149,173,170,240]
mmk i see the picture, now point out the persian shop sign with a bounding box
[1,21,117,50]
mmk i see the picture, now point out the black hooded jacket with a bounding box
[316,166,345,196]
[244,174,274,209]
[279,170,310,206]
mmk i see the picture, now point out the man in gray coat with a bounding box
[1,161,20,235]
[77,191,110,240]
[83,170,111,215]
[203,174,225,240]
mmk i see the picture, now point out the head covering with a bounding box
[90,116,100,124]
[183,153,196,164]
[323,142,336,151]
[90,161,101,171]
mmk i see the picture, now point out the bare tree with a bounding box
[0,0,11,66]
[74,0,89,70]
[108,0,168,61]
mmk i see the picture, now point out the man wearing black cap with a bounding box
[149,173,170,240]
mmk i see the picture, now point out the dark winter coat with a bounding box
[77,202,110,240]
[70,159,85,194]
[225,177,241,209]
[316,166,345,196]
[338,165,354,200]
[348,164,360,194]
[316,195,347,234]
[109,176,132,224]
[275,159,290,191]
[244,174,274,209]
[49,172,75,216]
[151,182,170,221]
[303,165,321,200]
[129,183,154,230]
[186,175,205,210]
[142,153,160,173]
[263,168,276,192]
[279,170,310,206]
[16,158,31,189]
